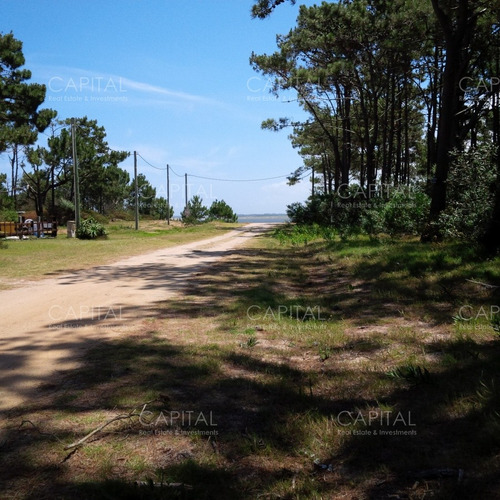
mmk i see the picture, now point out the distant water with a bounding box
[238,214,289,224]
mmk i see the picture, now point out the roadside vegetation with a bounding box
[1,228,499,499]
[0,220,240,285]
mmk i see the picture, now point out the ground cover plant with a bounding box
[1,227,500,499]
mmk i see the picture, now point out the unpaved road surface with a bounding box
[0,223,274,413]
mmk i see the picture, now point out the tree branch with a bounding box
[64,411,139,450]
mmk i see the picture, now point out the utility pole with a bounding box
[185,173,188,210]
[311,165,315,198]
[166,164,170,225]
[71,118,80,228]
[134,151,139,230]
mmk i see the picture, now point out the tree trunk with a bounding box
[429,42,461,218]
[425,0,478,240]
[481,44,500,252]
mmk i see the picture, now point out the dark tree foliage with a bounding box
[208,199,238,223]
[0,32,56,208]
[251,0,295,19]
[251,0,500,249]
[182,195,208,225]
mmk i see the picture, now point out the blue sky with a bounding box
[1,0,316,215]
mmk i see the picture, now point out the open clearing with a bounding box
[1,226,500,499]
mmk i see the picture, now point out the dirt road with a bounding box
[0,223,273,413]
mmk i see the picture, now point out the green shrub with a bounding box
[76,217,108,240]
[54,198,75,222]
[287,185,430,238]
[182,196,208,224]
[81,211,109,225]
[208,199,238,222]
[0,209,19,222]
[273,223,336,245]
[380,187,430,236]
[151,197,174,220]
[439,144,496,242]
[287,188,366,238]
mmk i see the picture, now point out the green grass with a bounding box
[2,229,500,498]
[0,220,241,283]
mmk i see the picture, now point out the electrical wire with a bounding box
[136,153,166,171]
[188,173,292,182]
[136,152,301,183]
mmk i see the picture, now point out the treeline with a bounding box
[0,32,169,223]
[251,0,500,251]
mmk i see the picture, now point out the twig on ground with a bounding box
[64,412,139,450]
[63,399,161,450]
[466,279,499,289]
[134,481,193,490]
[18,419,64,443]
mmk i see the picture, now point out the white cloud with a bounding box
[34,64,225,109]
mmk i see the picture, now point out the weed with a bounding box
[240,336,259,348]
[319,346,331,361]
[387,364,431,384]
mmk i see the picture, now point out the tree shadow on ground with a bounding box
[2,232,500,498]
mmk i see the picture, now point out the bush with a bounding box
[288,185,430,238]
[76,217,108,240]
[273,223,336,245]
[81,211,109,225]
[208,199,238,222]
[152,197,174,220]
[379,187,430,236]
[0,209,19,222]
[287,188,368,238]
[182,196,208,225]
[108,208,135,221]
[54,198,75,223]
[439,144,496,242]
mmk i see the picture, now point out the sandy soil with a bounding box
[0,223,273,413]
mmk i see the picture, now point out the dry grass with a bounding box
[1,230,500,499]
[0,220,240,285]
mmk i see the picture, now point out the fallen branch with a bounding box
[64,412,139,450]
[63,399,161,450]
[135,481,193,490]
[466,279,499,289]
[18,420,64,443]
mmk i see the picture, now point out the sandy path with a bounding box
[0,223,273,413]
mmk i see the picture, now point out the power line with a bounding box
[136,152,296,183]
[188,173,291,182]
[136,153,167,171]
[168,165,183,177]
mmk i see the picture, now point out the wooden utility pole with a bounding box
[71,118,81,228]
[134,151,139,230]
[185,173,188,209]
[166,164,170,225]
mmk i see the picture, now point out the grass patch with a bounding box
[0,220,241,283]
[2,230,500,498]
